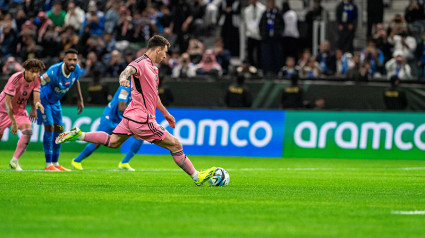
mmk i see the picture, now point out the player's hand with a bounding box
[11,122,18,135]
[36,101,44,114]
[77,100,84,114]
[119,79,130,87]
[165,113,175,128]
[29,107,37,123]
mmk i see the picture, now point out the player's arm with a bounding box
[5,94,18,135]
[157,96,175,128]
[119,66,137,87]
[75,80,84,114]
[40,73,51,86]
[29,91,44,123]
[118,89,130,112]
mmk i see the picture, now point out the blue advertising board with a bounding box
[121,109,285,157]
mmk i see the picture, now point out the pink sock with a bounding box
[171,150,196,175]
[83,132,111,147]
[13,129,32,159]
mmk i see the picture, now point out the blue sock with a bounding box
[43,131,53,163]
[52,132,61,163]
[121,140,143,164]
[74,143,99,162]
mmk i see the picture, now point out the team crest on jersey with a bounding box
[22,91,28,96]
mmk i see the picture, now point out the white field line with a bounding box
[0,167,425,172]
[392,210,425,215]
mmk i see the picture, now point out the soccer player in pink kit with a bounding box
[0,59,46,170]
[57,35,216,185]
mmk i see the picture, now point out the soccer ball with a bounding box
[208,167,230,186]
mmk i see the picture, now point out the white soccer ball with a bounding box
[208,167,230,186]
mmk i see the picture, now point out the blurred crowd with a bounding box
[2,0,425,83]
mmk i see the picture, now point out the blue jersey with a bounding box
[41,62,81,104]
[102,86,132,123]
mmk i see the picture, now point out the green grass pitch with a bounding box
[0,151,424,238]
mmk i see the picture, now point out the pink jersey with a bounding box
[0,72,40,115]
[125,54,160,123]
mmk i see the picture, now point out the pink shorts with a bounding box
[113,118,168,143]
[0,111,31,134]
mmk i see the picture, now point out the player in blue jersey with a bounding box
[71,86,143,171]
[38,48,84,171]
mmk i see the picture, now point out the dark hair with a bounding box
[22,58,46,71]
[147,35,171,50]
[65,48,78,55]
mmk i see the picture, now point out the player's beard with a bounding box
[67,64,76,72]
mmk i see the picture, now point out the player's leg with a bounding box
[37,102,59,171]
[51,103,70,171]
[148,121,215,186]
[118,139,144,171]
[9,120,33,171]
[72,118,114,170]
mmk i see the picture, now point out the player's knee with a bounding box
[170,137,182,151]
[44,125,54,132]
[22,129,33,137]
[54,124,64,133]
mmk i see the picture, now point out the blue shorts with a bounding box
[97,116,119,135]
[37,99,63,126]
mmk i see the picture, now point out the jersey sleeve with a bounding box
[129,61,141,79]
[75,64,82,80]
[3,75,19,96]
[46,66,56,84]
[117,86,130,102]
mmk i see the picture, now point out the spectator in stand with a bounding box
[196,49,223,77]
[114,6,133,51]
[373,23,392,62]
[387,14,408,36]
[171,0,193,53]
[36,11,54,43]
[225,75,252,108]
[60,26,80,51]
[281,74,303,109]
[415,30,425,80]
[388,27,416,61]
[335,49,353,76]
[383,75,408,110]
[367,0,383,37]
[386,50,412,80]
[40,25,60,59]
[346,52,369,81]
[336,0,358,53]
[405,0,425,23]
[156,4,173,40]
[172,53,197,78]
[47,1,66,28]
[84,51,105,77]
[1,21,18,61]
[214,38,231,75]
[65,1,85,31]
[300,57,321,79]
[315,40,336,76]
[279,57,299,79]
[219,0,241,57]
[259,0,284,76]
[187,39,205,64]
[281,1,300,61]
[305,0,328,50]
[243,0,266,68]
[101,32,116,64]
[298,48,312,68]
[236,60,259,79]
[2,13,17,32]
[361,39,384,77]
[158,78,174,107]
[83,1,105,36]
[106,50,126,77]
[104,0,121,34]
[15,8,27,33]
[2,57,23,75]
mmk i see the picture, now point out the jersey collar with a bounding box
[61,63,71,78]
[144,54,154,66]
